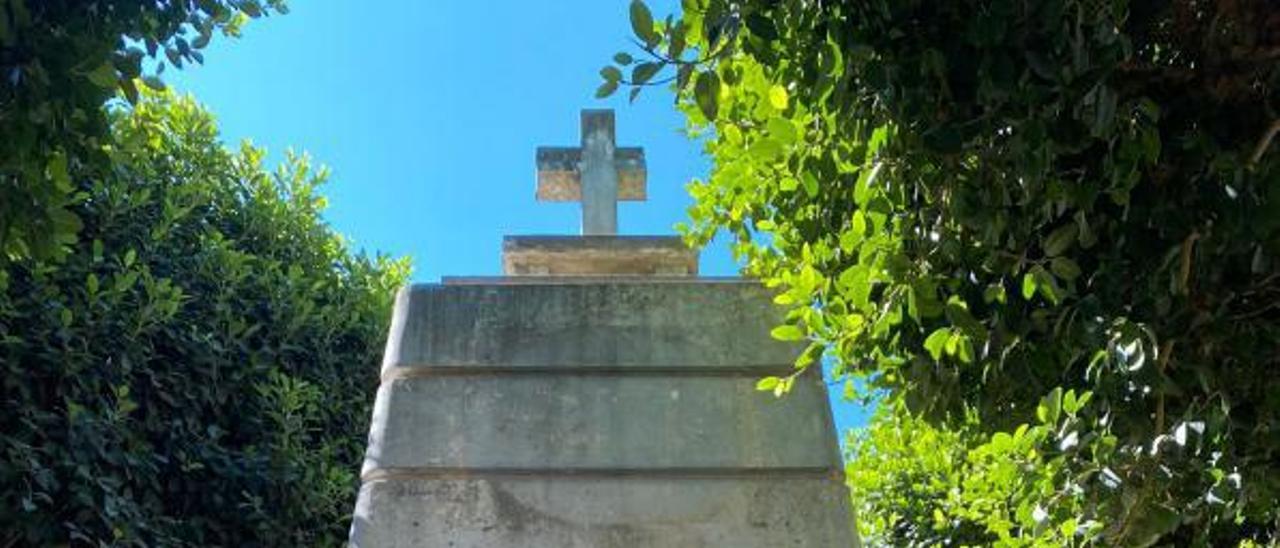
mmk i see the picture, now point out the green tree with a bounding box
[0,91,409,546]
[0,0,285,261]
[605,0,1280,544]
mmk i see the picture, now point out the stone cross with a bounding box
[535,110,646,235]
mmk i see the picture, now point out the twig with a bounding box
[1177,230,1200,295]
[1248,119,1280,166]
[1155,339,1174,434]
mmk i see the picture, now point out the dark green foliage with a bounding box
[0,92,409,546]
[0,0,285,261]
[608,0,1280,544]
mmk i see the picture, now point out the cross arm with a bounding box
[535,147,646,202]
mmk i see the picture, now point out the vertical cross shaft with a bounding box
[579,110,618,235]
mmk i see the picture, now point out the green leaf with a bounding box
[1063,389,1079,415]
[924,328,950,361]
[755,376,781,391]
[46,153,71,192]
[86,61,118,89]
[770,324,805,341]
[676,64,694,92]
[1037,387,1062,425]
[820,39,844,77]
[1033,266,1061,304]
[768,85,789,110]
[1021,272,1037,300]
[983,283,1006,304]
[1043,224,1077,257]
[853,162,882,206]
[767,117,796,145]
[956,334,975,363]
[851,210,867,236]
[629,0,658,46]
[795,342,824,369]
[600,66,623,82]
[595,80,619,98]
[192,31,212,50]
[667,21,687,59]
[693,70,720,120]
[801,170,818,197]
[141,75,166,91]
[631,62,661,85]
[1050,257,1081,281]
[613,52,633,65]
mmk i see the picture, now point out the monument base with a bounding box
[349,281,856,547]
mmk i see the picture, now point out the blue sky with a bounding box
[166,0,870,436]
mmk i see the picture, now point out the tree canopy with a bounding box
[1,91,407,546]
[605,0,1280,544]
[1,0,285,261]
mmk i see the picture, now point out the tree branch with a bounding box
[1248,119,1280,166]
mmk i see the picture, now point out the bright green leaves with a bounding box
[756,376,780,391]
[770,323,805,341]
[849,403,1097,546]
[1061,389,1091,417]
[768,84,789,110]
[923,327,975,364]
[851,210,868,237]
[1021,265,1062,304]
[924,328,951,360]
[629,0,659,47]
[619,0,1280,544]
[1036,387,1063,425]
[766,116,796,145]
[1021,271,1038,300]
[755,374,796,396]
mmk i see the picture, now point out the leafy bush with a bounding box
[848,398,1098,546]
[0,0,285,260]
[0,91,409,546]
[605,0,1280,544]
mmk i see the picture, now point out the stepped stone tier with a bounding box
[349,110,856,547]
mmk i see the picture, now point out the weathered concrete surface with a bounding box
[351,476,852,548]
[381,281,796,371]
[361,373,836,473]
[352,279,855,547]
[502,235,698,276]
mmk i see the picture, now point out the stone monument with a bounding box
[349,110,855,547]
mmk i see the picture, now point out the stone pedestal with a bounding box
[502,236,698,276]
[349,279,855,547]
